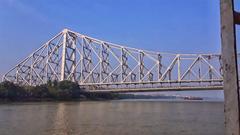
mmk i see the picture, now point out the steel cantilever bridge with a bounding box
[2,29,227,92]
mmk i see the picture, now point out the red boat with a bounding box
[184,96,203,100]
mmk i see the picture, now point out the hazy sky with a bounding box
[0,0,222,76]
[0,0,238,98]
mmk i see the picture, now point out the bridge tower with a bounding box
[60,29,77,81]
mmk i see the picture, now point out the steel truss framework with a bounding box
[2,29,230,92]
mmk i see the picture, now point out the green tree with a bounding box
[31,84,49,98]
[47,80,58,99]
[57,80,82,99]
[0,81,26,100]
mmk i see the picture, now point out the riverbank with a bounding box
[0,98,114,103]
[0,80,121,102]
[1,80,219,103]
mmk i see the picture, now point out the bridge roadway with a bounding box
[80,79,224,92]
[83,86,223,93]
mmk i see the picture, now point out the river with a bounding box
[0,100,224,135]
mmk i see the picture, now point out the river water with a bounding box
[0,100,224,135]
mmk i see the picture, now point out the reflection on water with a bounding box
[0,100,224,135]
[51,103,72,135]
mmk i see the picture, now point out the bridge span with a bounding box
[2,29,231,92]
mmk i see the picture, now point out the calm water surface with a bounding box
[0,100,224,135]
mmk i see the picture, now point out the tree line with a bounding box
[0,80,119,101]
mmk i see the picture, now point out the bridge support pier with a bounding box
[221,0,240,135]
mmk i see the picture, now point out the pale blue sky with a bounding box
[0,0,239,98]
[0,0,222,77]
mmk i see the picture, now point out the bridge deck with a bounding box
[84,86,223,93]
